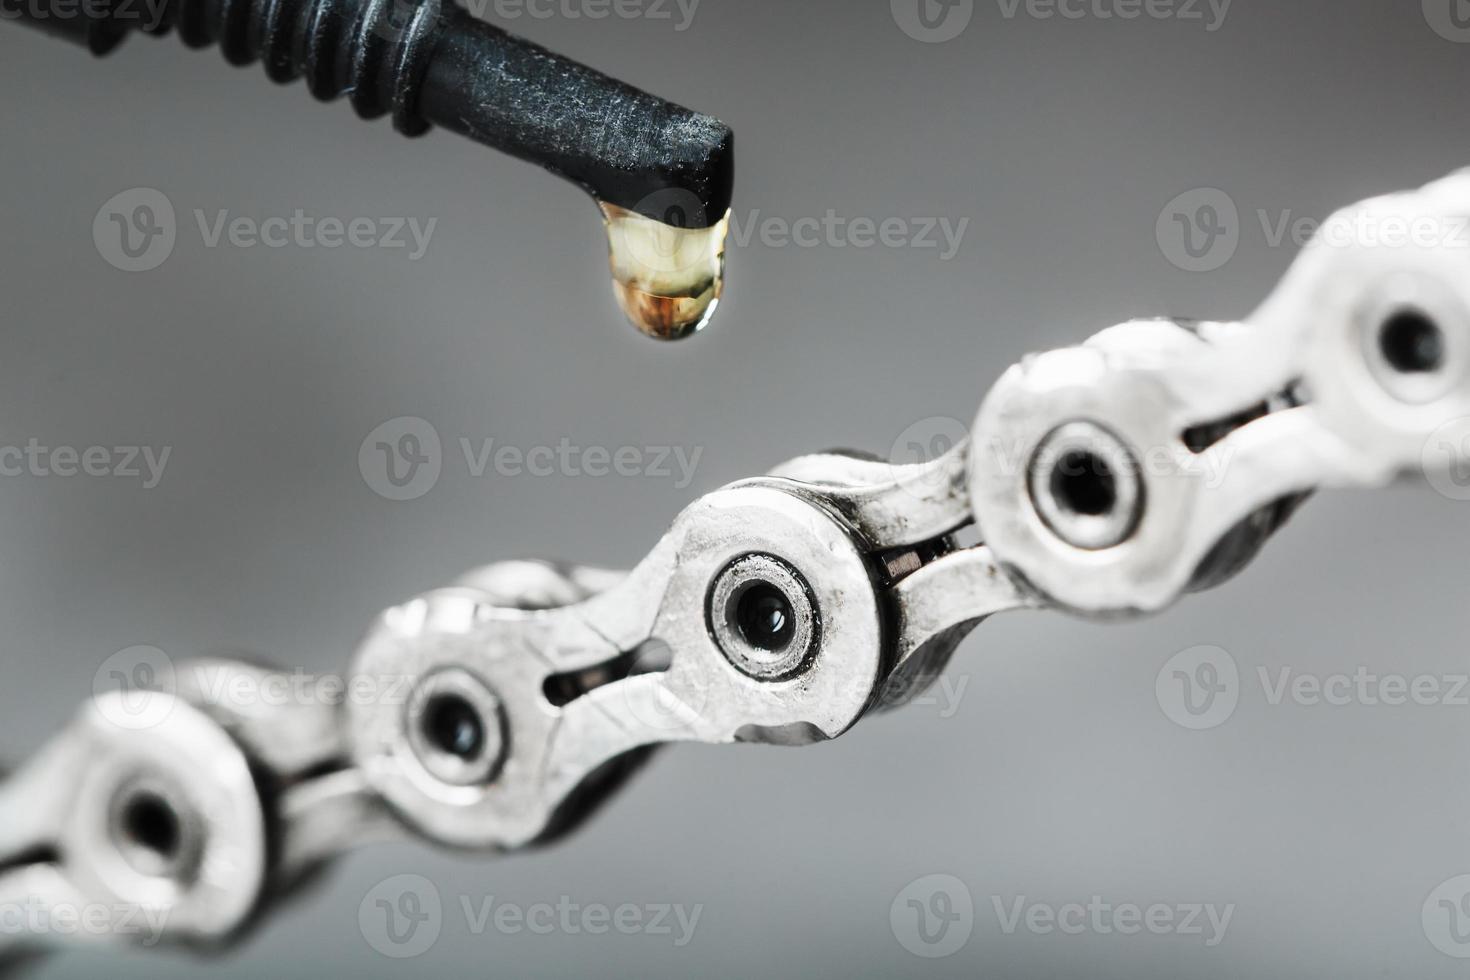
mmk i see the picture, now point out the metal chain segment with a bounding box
[3,171,1468,958]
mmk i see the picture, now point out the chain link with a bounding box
[4,171,1469,958]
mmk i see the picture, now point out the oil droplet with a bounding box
[602,202,729,341]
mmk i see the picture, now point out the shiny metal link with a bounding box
[973,171,1470,613]
[0,692,270,952]
[3,171,1468,959]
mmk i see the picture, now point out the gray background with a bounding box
[2,0,1468,976]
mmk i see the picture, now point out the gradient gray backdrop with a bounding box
[2,0,1468,976]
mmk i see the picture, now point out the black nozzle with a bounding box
[4,0,734,226]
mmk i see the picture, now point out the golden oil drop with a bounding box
[601,202,730,341]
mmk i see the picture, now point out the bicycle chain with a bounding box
[3,171,1468,956]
